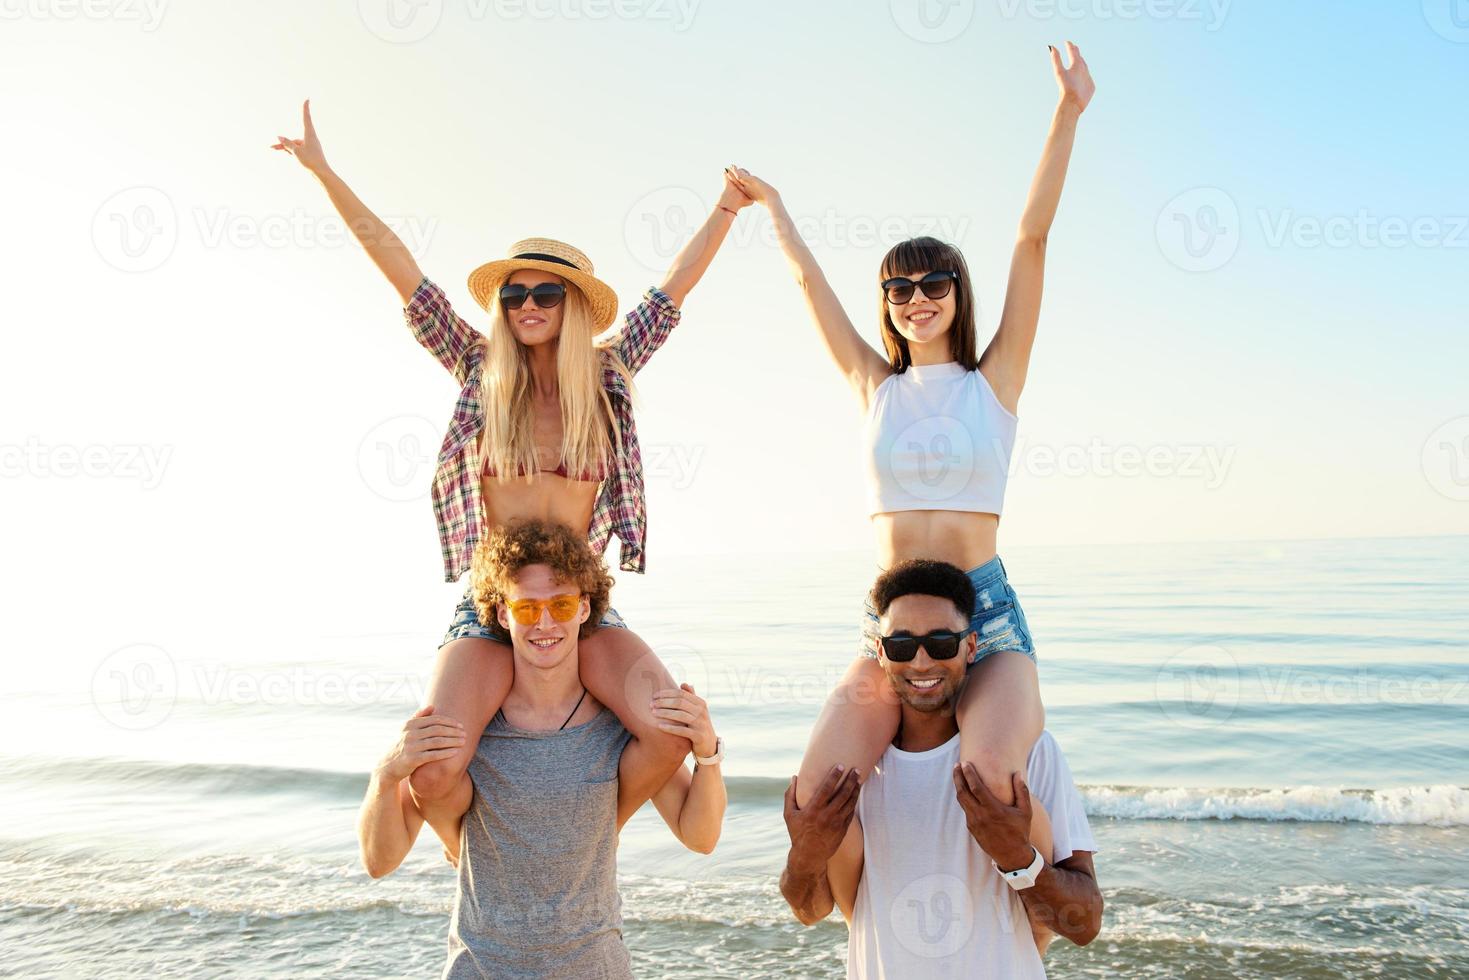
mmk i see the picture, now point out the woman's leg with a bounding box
[957,651,1052,859]
[795,656,902,807]
[408,636,514,802]
[578,626,690,785]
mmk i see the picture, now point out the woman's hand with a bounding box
[718,167,755,213]
[271,98,331,175]
[724,166,779,208]
[376,704,467,783]
[651,682,718,758]
[1050,42,1095,114]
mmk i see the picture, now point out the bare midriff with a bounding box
[481,472,600,538]
[873,510,1000,573]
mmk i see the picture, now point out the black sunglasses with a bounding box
[881,270,958,305]
[499,282,566,310]
[878,628,972,663]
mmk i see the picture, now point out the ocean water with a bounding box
[2,536,1466,978]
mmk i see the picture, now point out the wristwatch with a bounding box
[994,845,1044,890]
[694,736,724,768]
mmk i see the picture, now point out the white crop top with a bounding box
[862,361,1017,517]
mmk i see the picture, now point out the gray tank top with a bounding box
[443,704,633,980]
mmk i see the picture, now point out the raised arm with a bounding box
[272,99,424,304]
[727,168,890,409]
[647,684,726,853]
[981,43,1095,415]
[357,705,467,878]
[657,172,754,308]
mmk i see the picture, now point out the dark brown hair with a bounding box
[877,237,980,373]
[470,519,613,639]
[870,559,975,623]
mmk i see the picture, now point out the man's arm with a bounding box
[616,725,691,829]
[1014,850,1102,947]
[358,705,467,878]
[953,763,1103,947]
[779,767,861,926]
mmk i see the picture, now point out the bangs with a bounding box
[881,236,964,281]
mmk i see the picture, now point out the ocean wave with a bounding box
[6,756,1467,826]
[1081,783,1469,826]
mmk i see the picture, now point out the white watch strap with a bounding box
[996,845,1044,890]
[694,736,724,767]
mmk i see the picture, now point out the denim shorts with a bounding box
[440,585,628,648]
[859,555,1036,665]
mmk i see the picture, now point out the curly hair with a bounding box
[470,519,614,640]
[869,559,975,624]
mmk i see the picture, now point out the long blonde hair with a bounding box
[479,284,634,479]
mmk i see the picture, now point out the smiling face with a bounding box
[884,269,959,347]
[877,593,976,713]
[502,269,569,347]
[495,562,590,671]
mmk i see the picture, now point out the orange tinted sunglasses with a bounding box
[505,593,582,626]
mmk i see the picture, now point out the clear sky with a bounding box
[2,0,1466,660]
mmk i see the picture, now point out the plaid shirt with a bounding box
[404,276,681,582]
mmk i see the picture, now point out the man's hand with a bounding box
[783,766,861,872]
[952,762,1035,871]
[376,704,466,784]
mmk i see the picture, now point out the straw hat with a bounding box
[467,238,619,329]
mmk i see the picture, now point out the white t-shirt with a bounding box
[847,730,1096,979]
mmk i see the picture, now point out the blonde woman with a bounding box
[731,44,1095,851]
[274,99,750,803]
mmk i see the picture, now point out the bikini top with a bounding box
[481,440,609,484]
[862,361,1018,517]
